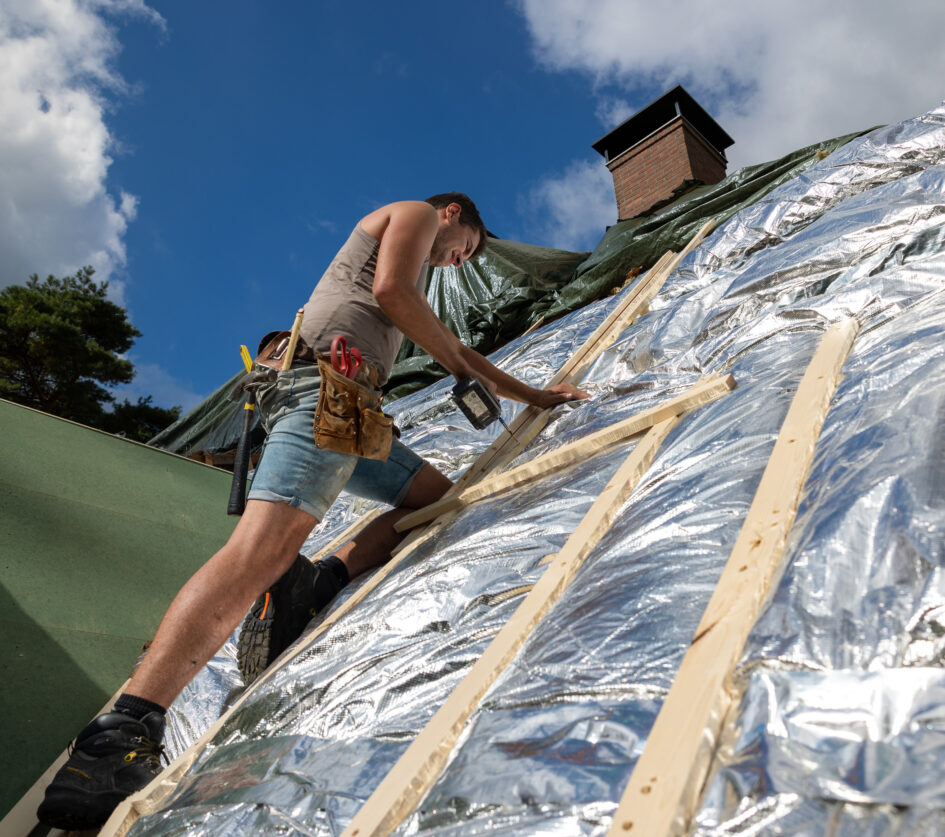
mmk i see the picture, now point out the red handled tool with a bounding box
[331,336,362,379]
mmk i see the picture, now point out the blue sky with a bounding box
[104,1,620,409]
[3,0,945,413]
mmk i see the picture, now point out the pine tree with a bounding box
[1,267,179,438]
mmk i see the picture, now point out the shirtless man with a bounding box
[38,193,587,829]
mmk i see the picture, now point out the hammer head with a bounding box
[228,367,277,402]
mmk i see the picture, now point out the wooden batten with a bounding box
[342,418,680,837]
[395,373,735,532]
[606,318,860,837]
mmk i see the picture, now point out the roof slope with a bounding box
[115,103,945,835]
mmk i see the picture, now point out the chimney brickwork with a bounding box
[684,124,728,184]
[606,116,728,220]
[592,86,734,222]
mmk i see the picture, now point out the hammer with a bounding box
[226,360,276,515]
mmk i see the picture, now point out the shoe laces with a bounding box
[125,734,168,768]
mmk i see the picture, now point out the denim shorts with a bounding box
[247,364,425,520]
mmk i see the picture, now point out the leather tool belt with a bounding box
[254,330,393,461]
[255,330,319,371]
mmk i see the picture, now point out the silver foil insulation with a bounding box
[136,102,945,836]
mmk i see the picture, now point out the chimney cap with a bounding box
[591,84,734,161]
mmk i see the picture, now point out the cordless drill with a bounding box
[451,377,515,437]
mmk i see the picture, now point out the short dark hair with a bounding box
[425,192,488,258]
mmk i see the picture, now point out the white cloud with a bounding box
[0,0,163,293]
[515,0,945,169]
[594,96,636,132]
[522,159,616,251]
[113,360,206,413]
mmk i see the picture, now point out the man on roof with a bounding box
[38,192,589,830]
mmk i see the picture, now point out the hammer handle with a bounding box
[227,395,255,516]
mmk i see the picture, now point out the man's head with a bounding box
[425,192,488,267]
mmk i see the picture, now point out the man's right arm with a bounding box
[371,202,478,379]
[371,202,588,408]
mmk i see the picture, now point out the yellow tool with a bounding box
[227,343,273,515]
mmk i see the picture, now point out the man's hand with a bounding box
[532,382,590,409]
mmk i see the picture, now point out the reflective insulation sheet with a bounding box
[134,103,945,836]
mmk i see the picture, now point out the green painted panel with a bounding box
[0,399,239,819]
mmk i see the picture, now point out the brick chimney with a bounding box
[592,85,734,221]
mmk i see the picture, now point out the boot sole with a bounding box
[237,591,274,686]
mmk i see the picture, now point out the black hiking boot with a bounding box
[237,553,348,686]
[37,711,166,830]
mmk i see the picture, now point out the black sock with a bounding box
[321,554,350,586]
[307,555,349,612]
[114,693,167,720]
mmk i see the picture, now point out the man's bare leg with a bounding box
[233,462,453,688]
[133,463,449,703]
[335,463,452,578]
[128,499,319,708]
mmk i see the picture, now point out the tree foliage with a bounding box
[0,267,180,440]
[98,395,182,443]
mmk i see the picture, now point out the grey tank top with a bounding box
[300,224,429,385]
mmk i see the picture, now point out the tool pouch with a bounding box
[313,358,393,461]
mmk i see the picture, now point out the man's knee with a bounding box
[400,463,452,509]
[222,499,319,577]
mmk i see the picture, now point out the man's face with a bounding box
[430,206,480,268]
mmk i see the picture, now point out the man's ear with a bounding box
[446,202,462,222]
